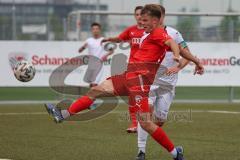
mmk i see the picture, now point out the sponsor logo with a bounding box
[190,57,240,66]
[135,95,143,104]
[8,52,28,69]
[31,55,86,66]
[132,38,141,44]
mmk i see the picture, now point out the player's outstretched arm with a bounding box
[101,37,122,44]
[178,58,189,69]
[165,58,189,75]
[166,47,204,75]
[164,39,182,75]
[79,43,87,53]
[102,25,133,44]
[180,46,204,75]
[165,39,180,62]
[180,46,199,65]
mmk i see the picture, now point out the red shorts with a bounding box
[107,72,129,96]
[108,62,160,107]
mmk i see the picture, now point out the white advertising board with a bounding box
[178,42,240,86]
[0,41,239,87]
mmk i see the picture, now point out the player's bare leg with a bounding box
[90,83,98,88]
[88,83,99,110]
[45,79,115,123]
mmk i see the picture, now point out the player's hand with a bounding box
[165,66,181,76]
[193,57,204,75]
[194,63,204,75]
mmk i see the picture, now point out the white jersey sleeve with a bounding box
[166,26,187,48]
[174,31,184,44]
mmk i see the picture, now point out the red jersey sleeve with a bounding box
[151,28,172,47]
[118,26,132,41]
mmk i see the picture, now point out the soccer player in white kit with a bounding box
[78,22,114,87]
[136,5,204,160]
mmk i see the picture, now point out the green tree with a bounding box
[176,7,200,41]
[49,14,64,40]
[219,9,240,41]
[0,16,12,40]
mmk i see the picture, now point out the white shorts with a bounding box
[83,58,104,84]
[149,85,175,121]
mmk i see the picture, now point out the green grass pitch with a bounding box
[0,103,240,160]
[0,87,240,100]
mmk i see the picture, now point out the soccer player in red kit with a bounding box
[45,4,184,160]
[102,6,145,133]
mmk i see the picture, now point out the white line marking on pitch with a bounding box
[0,112,47,115]
[192,110,240,114]
[0,110,240,116]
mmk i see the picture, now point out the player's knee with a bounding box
[137,110,156,133]
[154,111,168,125]
[90,83,98,88]
[139,120,152,132]
[87,85,105,98]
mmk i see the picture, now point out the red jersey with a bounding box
[118,25,144,63]
[110,28,172,98]
[132,27,171,63]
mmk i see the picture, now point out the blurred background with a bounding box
[0,0,240,42]
[0,0,240,101]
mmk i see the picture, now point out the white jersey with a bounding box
[86,37,105,59]
[84,37,106,84]
[153,26,186,88]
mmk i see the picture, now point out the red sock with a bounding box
[68,96,94,115]
[129,106,138,126]
[151,127,175,152]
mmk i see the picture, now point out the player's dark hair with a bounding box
[134,6,143,13]
[159,5,165,15]
[91,22,101,29]
[141,4,162,19]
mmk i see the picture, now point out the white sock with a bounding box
[170,148,178,158]
[137,122,148,153]
[61,109,70,119]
